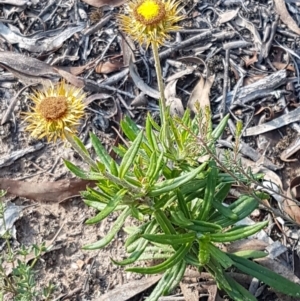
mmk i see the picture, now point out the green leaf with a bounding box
[205,257,231,291]
[142,233,195,245]
[120,115,140,141]
[110,160,119,176]
[207,243,233,269]
[188,220,222,233]
[83,200,106,211]
[85,189,127,224]
[233,250,268,259]
[147,112,161,131]
[83,207,130,250]
[214,183,232,203]
[72,135,90,155]
[149,161,208,197]
[229,253,300,298]
[197,160,218,221]
[211,114,229,140]
[211,195,258,227]
[211,200,238,221]
[177,190,191,219]
[119,130,144,179]
[64,160,89,179]
[125,221,151,249]
[148,152,164,185]
[113,221,158,265]
[130,206,143,220]
[146,262,183,301]
[145,151,158,179]
[145,114,159,151]
[210,221,268,242]
[169,117,183,151]
[170,211,193,227]
[154,209,176,235]
[90,132,111,171]
[223,273,258,301]
[126,243,191,274]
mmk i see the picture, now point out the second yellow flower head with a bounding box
[119,0,183,48]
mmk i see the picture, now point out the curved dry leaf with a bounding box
[95,276,161,301]
[225,239,268,253]
[187,75,215,118]
[0,22,85,53]
[0,51,59,84]
[0,178,95,202]
[0,0,28,5]
[274,0,300,35]
[285,176,300,223]
[218,9,239,24]
[234,15,262,49]
[82,0,126,7]
[129,58,160,99]
[96,59,124,74]
[54,68,85,88]
[165,79,184,117]
[131,92,148,107]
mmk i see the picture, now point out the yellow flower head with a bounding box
[119,0,183,48]
[24,81,86,142]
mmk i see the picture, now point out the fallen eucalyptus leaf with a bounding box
[165,79,184,117]
[187,75,215,119]
[0,22,85,52]
[94,275,161,301]
[0,178,95,202]
[82,0,126,7]
[129,58,160,99]
[274,0,300,35]
[0,51,59,84]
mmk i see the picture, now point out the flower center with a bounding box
[134,0,166,25]
[38,96,68,120]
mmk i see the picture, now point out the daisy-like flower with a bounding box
[119,0,184,48]
[24,81,86,142]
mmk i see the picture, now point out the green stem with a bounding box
[151,41,166,120]
[151,41,171,147]
[64,130,97,169]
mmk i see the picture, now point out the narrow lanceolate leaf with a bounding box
[211,114,229,140]
[73,135,90,155]
[145,151,158,179]
[142,233,196,245]
[147,260,186,301]
[145,115,159,151]
[120,115,140,141]
[90,132,111,171]
[197,160,218,221]
[154,209,176,235]
[113,221,158,266]
[83,207,130,250]
[85,189,127,224]
[210,221,268,242]
[190,220,222,232]
[223,273,258,301]
[149,161,208,197]
[119,130,144,179]
[148,152,164,185]
[126,243,191,274]
[229,253,300,298]
[170,211,193,227]
[212,199,238,220]
[177,190,191,219]
[169,117,183,151]
[64,160,89,179]
[207,243,233,269]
